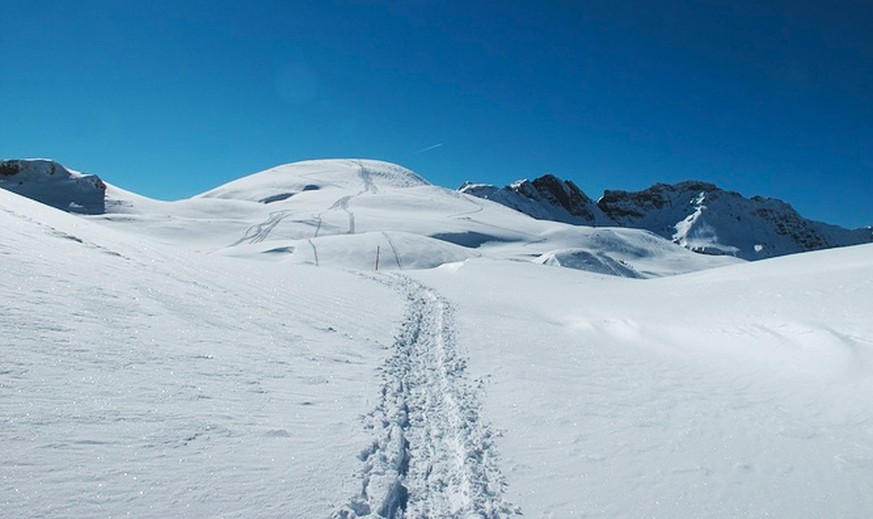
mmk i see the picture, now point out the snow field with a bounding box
[1,190,406,517]
[3,159,872,518]
[416,250,873,518]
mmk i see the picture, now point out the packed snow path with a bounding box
[334,276,518,519]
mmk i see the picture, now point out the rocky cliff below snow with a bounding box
[463,176,872,260]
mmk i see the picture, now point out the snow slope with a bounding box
[0,189,411,517]
[3,160,873,518]
[416,246,873,518]
[91,159,740,277]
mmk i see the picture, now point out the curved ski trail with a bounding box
[334,275,518,519]
[232,210,294,245]
[313,162,375,238]
[329,195,356,234]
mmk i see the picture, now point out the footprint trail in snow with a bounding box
[334,275,518,519]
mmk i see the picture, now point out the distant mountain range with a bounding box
[0,158,740,279]
[461,175,872,260]
[2,158,869,264]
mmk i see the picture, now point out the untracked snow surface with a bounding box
[2,159,873,518]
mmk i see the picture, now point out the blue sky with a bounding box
[2,0,871,227]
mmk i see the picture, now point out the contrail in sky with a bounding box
[412,143,444,154]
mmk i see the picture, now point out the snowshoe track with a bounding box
[333,276,518,519]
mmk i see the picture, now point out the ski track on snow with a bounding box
[232,210,295,245]
[381,231,403,271]
[330,196,356,235]
[333,275,518,519]
[313,161,378,238]
[325,162,379,235]
[314,214,324,238]
[357,161,379,195]
[0,205,128,259]
[308,238,320,266]
[446,197,485,220]
[235,161,378,245]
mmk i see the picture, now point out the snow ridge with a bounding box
[334,275,517,519]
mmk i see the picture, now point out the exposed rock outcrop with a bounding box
[460,174,609,226]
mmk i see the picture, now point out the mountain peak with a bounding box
[463,176,873,260]
[0,159,107,214]
[460,173,609,225]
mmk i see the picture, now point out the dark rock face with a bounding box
[598,182,872,259]
[750,205,830,250]
[459,174,607,225]
[598,181,720,223]
[0,159,107,214]
[519,175,599,222]
[0,162,22,176]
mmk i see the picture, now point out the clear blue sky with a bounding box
[2,1,871,227]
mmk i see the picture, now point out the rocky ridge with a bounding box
[463,176,872,260]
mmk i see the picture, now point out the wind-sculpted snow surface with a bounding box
[83,158,740,277]
[334,276,517,519]
[535,248,644,278]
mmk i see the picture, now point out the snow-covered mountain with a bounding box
[2,158,872,518]
[16,158,733,278]
[599,181,873,259]
[0,159,106,214]
[5,158,868,265]
[463,175,873,260]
